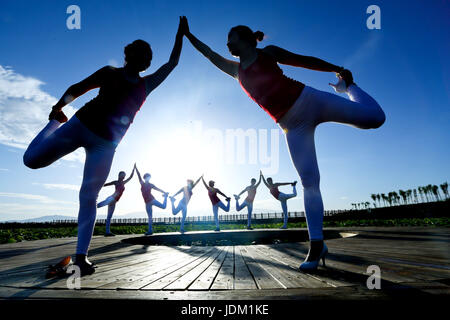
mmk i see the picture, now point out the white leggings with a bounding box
[212,201,230,229]
[278,84,385,240]
[97,196,117,234]
[277,185,297,228]
[235,199,253,227]
[171,197,188,230]
[145,198,167,233]
[23,116,117,254]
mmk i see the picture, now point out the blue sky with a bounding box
[0,0,448,221]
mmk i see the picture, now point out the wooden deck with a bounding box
[0,227,449,300]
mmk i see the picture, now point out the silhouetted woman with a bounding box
[234,173,261,229]
[202,176,231,231]
[23,18,185,276]
[97,166,135,236]
[181,16,385,271]
[261,172,297,229]
[170,175,202,233]
[135,164,169,235]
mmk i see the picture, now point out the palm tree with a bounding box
[376,194,381,206]
[418,187,424,203]
[413,189,418,203]
[381,193,387,206]
[440,182,449,200]
[392,191,400,206]
[407,189,412,204]
[432,185,441,201]
[371,194,377,207]
[399,189,407,204]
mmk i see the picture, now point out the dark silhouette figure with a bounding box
[202,176,231,231]
[181,16,385,270]
[23,17,186,276]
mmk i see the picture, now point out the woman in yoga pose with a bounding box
[181,16,385,270]
[261,172,297,230]
[135,164,169,235]
[97,166,135,236]
[234,173,262,229]
[202,176,231,231]
[23,17,185,276]
[170,175,202,233]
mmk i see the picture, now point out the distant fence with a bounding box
[24,210,349,226]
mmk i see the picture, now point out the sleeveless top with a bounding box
[208,189,221,205]
[113,182,125,201]
[238,50,305,122]
[141,182,155,204]
[183,185,193,202]
[75,67,147,143]
[245,187,257,203]
[269,186,280,200]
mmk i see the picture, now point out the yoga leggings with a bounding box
[277,185,297,228]
[97,196,117,234]
[23,116,117,254]
[212,201,230,229]
[171,197,188,231]
[235,199,253,227]
[278,84,385,240]
[145,197,167,233]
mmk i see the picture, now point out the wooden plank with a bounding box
[142,247,221,290]
[248,245,331,288]
[238,246,284,289]
[119,246,215,290]
[234,246,258,290]
[253,244,355,288]
[187,246,229,290]
[210,246,234,290]
[282,242,424,284]
[164,247,225,290]
[98,246,209,289]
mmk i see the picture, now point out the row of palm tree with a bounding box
[365,182,448,208]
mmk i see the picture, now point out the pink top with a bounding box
[208,189,221,205]
[245,187,257,203]
[113,182,125,201]
[141,183,155,204]
[238,50,305,123]
[269,186,280,200]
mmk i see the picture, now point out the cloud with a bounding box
[0,192,75,205]
[32,182,79,191]
[0,65,83,162]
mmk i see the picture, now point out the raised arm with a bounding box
[143,17,184,95]
[135,165,143,184]
[183,17,239,79]
[260,171,269,188]
[192,175,203,189]
[51,66,110,115]
[201,177,209,190]
[262,45,343,73]
[124,166,135,184]
[255,175,262,188]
